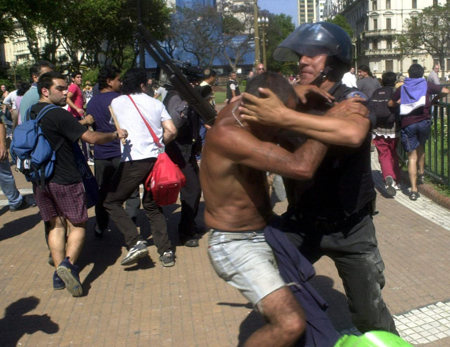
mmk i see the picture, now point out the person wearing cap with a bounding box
[240,22,398,335]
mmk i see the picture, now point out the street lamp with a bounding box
[253,0,260,67]
[258,16,269,69]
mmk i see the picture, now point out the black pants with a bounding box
[285,213,398,335]
[94,157,140,231]
[103,159,171,255]
[178,155,201,240]
[166,144,201,240]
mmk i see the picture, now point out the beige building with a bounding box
[342,0,450,77]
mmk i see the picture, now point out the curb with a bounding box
[417,182,450,210]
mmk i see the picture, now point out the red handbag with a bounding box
[127,95,186,206]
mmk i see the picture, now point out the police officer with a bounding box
[240,22,398,335]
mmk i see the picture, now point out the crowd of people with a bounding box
[1,20,439,346]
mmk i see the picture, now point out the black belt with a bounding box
[299,206,370,233]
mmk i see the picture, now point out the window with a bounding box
[413,59,418,64]
[374,18,378,30]
[434,0,438,5]
[387,39,392,49]
[386,0,391,9]
[386,60,393,71]
[373,39,378,50]
[386,18,391,30]
[447,59,450,71]
[412,17,418,28]
[373,1,377,10]
[412,0,417,9]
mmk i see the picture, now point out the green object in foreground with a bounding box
[335,331,413,347]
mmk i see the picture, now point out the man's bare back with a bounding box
[200,100,273,232]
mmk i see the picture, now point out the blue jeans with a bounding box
[0,159,23,208]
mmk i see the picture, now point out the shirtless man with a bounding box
[201,72,368,347]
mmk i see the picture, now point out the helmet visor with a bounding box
[273,23,342,62]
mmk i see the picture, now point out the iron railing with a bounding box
[398,102,450,187]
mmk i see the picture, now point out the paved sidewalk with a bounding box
[0,153,449,346]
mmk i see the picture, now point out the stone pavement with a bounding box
[0,151,450,347]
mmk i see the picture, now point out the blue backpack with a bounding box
[10,104,63,189]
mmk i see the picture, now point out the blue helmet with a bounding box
[273,22,353,66]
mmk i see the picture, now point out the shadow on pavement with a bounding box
[0,296,59,346]
[309,275,353,331]
[0,211,42,242]
[238,310,264,346]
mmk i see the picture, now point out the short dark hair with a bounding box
[37,71,65,97]
[121,68,147,95]
[30,60,55,80]
[98,66,121,91]
[246,72,298,106]
[408,64,424,78]
[17,82,31,97]
[71,71,82,79]
[382,71,396,87]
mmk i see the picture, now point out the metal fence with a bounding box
[398,102,450,187]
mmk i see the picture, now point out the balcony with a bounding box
[365,48,398,56]
[365,29,397,37]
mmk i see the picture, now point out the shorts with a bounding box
[207,230,286,306]
[33,182,88,224]
[401,120,431,152]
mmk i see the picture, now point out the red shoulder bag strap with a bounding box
[127,95,163,149]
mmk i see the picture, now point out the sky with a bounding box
[258,0,298,27]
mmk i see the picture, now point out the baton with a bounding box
[108,106,126,145]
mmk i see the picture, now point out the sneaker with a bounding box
[88,159,95,166]
[393,183,402,190]
[53,271,65,290]
[94,224,104,239]
[184,238,199,247]
[410,191,419,201]
[385,176,396,197]
[57,257,83,297]
[48,252,54,267]
[159,250,175,267]
[418,173,425,184]
[10,196,30,212]
[120,240,148,266]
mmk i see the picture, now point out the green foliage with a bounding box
[396,4,450,78]
[82,68,100,87]
[1,0,171,70]
[326,14,353,38]
[0,79,14,91]
[265,14,296,74]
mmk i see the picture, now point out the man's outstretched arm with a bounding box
[209,124,328,180]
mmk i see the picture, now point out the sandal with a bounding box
[410,191,419,201]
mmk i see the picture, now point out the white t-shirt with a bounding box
[111,93,172,162]
[3,90,18,110]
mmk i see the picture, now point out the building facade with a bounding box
[342,0,450,77]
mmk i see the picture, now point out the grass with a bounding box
[213,84,246,105]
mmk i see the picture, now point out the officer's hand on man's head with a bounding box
[293,85,334,104]
[240,89,286,127]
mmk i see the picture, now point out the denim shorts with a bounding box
[401,119,431,152]
[207,230,285,306]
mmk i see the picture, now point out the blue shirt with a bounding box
[86,91,121,159]
[19,85,39,123]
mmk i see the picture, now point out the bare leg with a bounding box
[244,286,306,347]
[417,145,425,177]
[65,220,86,264]
[408,149,418,192]
[47,216,67,269]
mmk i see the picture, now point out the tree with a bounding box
[220,3,254,71]
[396,4,450,78]
[265,14,296,74]
[326,14,353,39]
[170,4,224,67]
